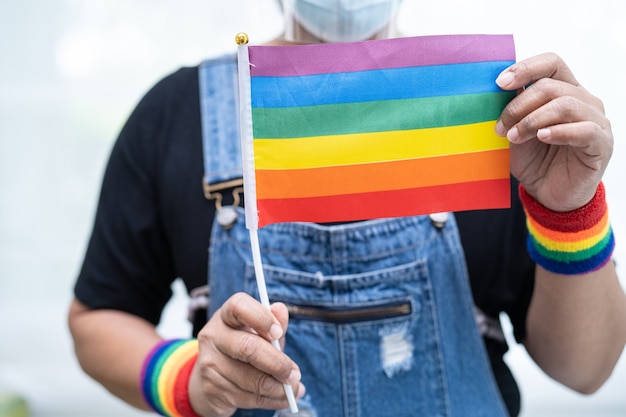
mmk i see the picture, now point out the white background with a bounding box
[0,1,624,416]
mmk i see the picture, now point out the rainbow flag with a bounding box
[237,34,516,229]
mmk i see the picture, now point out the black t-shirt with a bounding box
[74,65,535,416]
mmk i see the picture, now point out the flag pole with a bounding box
[236,32,299,414]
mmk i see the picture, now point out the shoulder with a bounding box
[135,66,200,115]
[111,65,204,171]
[127,53,237,137]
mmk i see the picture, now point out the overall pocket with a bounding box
[244,259,449,417]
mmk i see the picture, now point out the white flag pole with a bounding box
[236,32,299,414]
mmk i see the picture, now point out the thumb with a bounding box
[270,302,290,348]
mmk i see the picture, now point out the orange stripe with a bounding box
[256,149,509,199]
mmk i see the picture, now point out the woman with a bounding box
[68,1,626,416]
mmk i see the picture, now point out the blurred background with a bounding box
[0,1,624,416]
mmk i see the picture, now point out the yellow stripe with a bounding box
[527,218,611,252]
[253,121,507,170]
[157,340,199,416]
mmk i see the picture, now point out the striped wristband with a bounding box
[140,339,202,417]
[519,182,615,275]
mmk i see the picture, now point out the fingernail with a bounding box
[507,127,519,142]
[496,71,515,89]
[495,119,506,136]
[269,324,283,340]
[537,128,551,140]
[287,369,301,384]
[296,383,306,399]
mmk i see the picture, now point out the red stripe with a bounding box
[173,354,202,417]
[518,183,607,233]
[257,179,511,227]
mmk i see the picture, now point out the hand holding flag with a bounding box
[495,52,613,213]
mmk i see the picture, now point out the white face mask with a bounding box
[285,0,403,43]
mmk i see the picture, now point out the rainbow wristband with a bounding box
[140,339,202,417]
[519,182,615,275]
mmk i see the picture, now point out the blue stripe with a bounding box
[251,60,514,108]
[141,339,183,414]
[527,230,615,275]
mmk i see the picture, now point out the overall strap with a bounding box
[198,54,243,196]
[190,54,246,326]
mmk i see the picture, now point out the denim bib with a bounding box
[199,56,509,417]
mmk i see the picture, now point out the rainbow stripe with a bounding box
[520,183,615,275]
[243,34,516,227]
[141,339,200,417]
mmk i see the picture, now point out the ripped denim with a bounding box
[207,210,508,417]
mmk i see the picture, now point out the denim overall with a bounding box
[199,56,509,417]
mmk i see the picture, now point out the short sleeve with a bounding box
[74,69,196,324]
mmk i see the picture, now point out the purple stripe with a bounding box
[249,34,515,77]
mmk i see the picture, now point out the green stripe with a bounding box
[530,229,613,263]
[150,340,185,414]
[252,91,515,139]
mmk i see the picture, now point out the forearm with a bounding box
[68,298,162,410]
[524,262,626,393]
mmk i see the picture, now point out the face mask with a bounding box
[287,0,403,43]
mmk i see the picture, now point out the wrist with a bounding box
[519,182,615,275]
[141,339,202,417]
